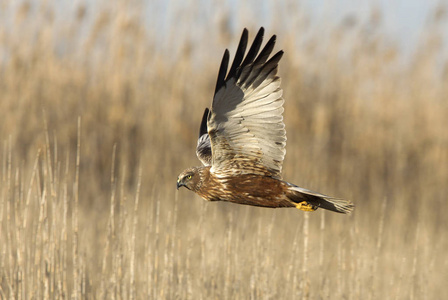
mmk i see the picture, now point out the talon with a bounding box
[295,201,317,212]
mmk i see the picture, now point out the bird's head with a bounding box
[177,167,201,191]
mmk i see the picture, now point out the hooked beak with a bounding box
[176,180,184,190]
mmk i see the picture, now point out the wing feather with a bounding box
[227,29,248,80]
[207,28,286,178]
[214,50,230,95]
[196,108,212,166]
[238,28,264,77]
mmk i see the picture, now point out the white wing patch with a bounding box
[207,30,286,179]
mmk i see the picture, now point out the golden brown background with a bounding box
[1,0,447,298]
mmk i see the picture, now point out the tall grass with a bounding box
[1,0,447,298]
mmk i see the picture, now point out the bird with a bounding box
[177,28,354,214]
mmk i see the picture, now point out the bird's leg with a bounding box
[295,201,317,212]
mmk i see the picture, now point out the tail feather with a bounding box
[287,185,354,214]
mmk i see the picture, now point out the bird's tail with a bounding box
[286,185,354,214]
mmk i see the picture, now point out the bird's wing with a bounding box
[207,27,286,178]
[196,108,212,166]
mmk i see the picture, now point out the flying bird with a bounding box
[177,28,354,214]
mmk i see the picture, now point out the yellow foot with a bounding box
[295,201,317,212]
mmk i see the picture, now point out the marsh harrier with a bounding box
[177,28,354,214]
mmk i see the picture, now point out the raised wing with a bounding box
[207,28,286,178]
[196,108,212,166]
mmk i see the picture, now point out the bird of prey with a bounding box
[177,28,354,214]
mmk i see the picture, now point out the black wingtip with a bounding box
[214,49,230,95]
[238,27,265,77]
[214,27,278,95]
[226,29,249,80]
[199,108,209,137]
[252,34,277,67]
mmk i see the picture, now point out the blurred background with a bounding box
[1,0,447,299]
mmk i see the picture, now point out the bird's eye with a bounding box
[187,175,192,180]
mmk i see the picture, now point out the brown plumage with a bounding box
[177,28,354,214]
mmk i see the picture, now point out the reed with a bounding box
[0,0,447,298]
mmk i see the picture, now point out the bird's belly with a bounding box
[225,193,288,208]
[199,174,293,208]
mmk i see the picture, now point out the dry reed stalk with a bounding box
[160,207,172,299]
[302,212,310,300]
[422,233,434,300]
[71,117,81,300]
[0,281,6,299]
[0,145,5,296]
[145,184,156,297]
[35,177,46,300]
[369,196,387,300]
[224,211,233,300]
[199,201,207,294]
[6,138,13,294]
[118,163,128,299]
[410,219,421,300]
[61,150,70,298]
[252,216,263,299]
[348,219,357,300]
[113,165,120,298]
[102,144,116,299]
[43,114,55,300]
[153,195,161,299]
[3,138,15,299]
[12,165,22,300]
[394,257,406,300]
[129,165,141,300]
[43,111,54,196]
[18,150,40,299]
[263,211,276,298]
[110,144,117,238]
[319,211,326,295]
[336,239,342,298]
[169,188,179,299]
[288,221,302,298]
